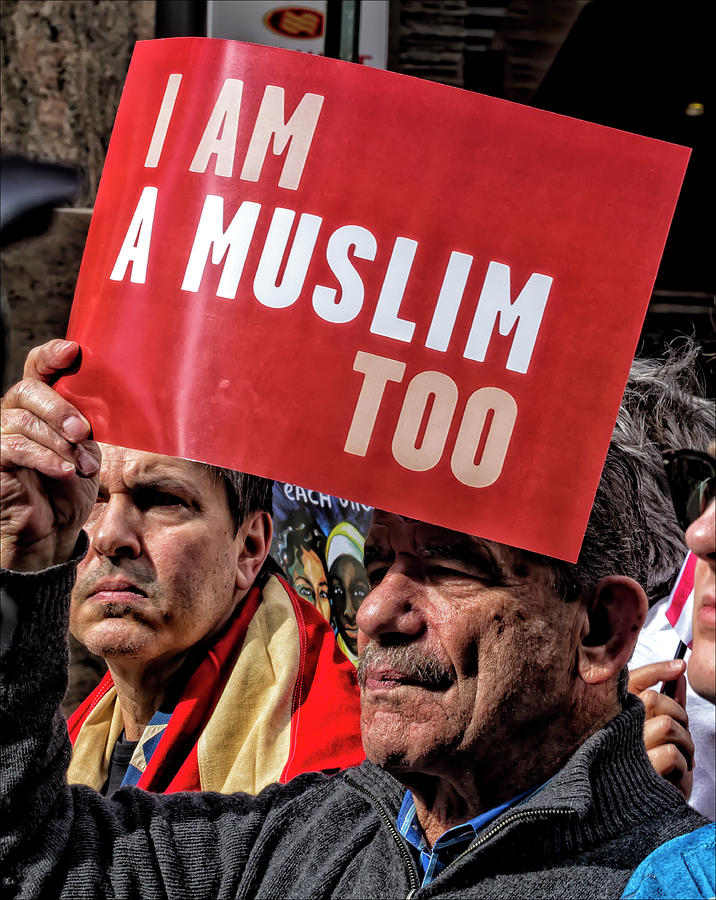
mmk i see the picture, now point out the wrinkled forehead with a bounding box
[366,510,518,566]
[97,443,211,486]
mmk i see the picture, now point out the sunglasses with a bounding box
[662,449,716,532]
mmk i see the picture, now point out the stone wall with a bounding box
[1,0,155,389]
[1,0,156,711]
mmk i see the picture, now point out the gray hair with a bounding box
[543,339,712,605]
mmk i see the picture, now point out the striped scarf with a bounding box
[67,574,364,793]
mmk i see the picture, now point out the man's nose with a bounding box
[356,571,425,641]
[686,499,716,565]
[89,498,142,560]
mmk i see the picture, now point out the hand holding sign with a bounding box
[0,340,99,571]
[58,38,689,562]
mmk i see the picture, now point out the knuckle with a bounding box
[666,744,682,769]
[3,432,28,454]
[15,379,39,406]
[641,690,659,716]
[14,407,36,433]
[655,714,673,738]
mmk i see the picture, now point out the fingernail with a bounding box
[62,415,89,443]
[60,460,75,473]
[57,340,75,352]
[76,446,99,475]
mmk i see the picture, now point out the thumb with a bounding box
[628,658,686,694]
[23,339,81,384]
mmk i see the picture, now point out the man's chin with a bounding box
[73,621,153,659]
[359,704,440,773]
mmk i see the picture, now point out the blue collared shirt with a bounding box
[396,784,545,886]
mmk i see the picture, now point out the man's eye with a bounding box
[298,585,316,601]
[137,489,186,509]
[427,565,471,579]
[429,563,488,580]
[367,567,389,587]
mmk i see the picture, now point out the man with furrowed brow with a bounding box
[0,347,708,899]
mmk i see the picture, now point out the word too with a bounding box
[345,351,517,487]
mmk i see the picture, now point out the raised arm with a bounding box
[0,341,292,897]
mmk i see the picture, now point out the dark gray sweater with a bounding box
[0,548,707,899]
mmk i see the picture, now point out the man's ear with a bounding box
[577,576,647,685]
[235,511,273,593]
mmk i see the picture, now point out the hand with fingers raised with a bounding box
[1,339,101,572]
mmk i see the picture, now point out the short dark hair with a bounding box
[205,466,273,533]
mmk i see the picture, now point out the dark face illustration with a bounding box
[290,547,331,623]
[329,554,370,653]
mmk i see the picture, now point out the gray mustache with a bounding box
[357,642,454,690]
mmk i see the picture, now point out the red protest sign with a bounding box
[59,38,689,562]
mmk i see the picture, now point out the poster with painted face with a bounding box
[271,483,372,663]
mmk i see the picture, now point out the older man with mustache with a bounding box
[0,346,709,899]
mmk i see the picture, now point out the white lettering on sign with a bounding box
[344,351,407,456]
[451,387,517,487]
[144,74,183,168]
[240,85,325,190]
[181,194,261,297]
[370,237,418,343]
[110,186,158,284]
[282,483,336,509]
[392,371,459,472]
[176,195,552,383]
[312,225,378,324]
[425,251,473,352]
[188,81,323,190]
[345,351,518,486]
[253,208,323,308]
[464,262,553,374]
[190,78,244,178]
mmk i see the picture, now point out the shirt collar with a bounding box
[397,781,549,886]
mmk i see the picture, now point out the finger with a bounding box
[0,432,79,479]
[643,715,694,768]
[0,408,99,477]
[647,742,690,789]
[22,339,80,383]
[628,658,686,694]
[639,687,689,728]
[76,440,101,479]
[1,379,91,444]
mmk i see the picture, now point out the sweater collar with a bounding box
[347,696,685,844]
